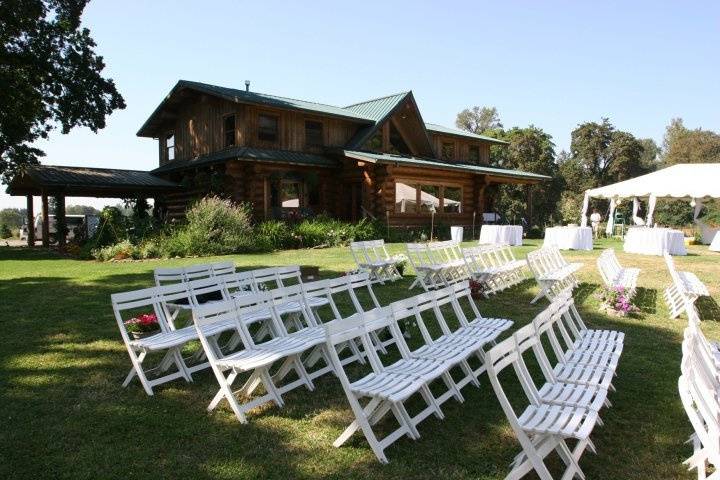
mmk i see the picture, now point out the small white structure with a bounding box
[580,163,720,239]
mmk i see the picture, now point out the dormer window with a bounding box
[305,120,323,147]
[223,115,236,147]
[165,132,175,161]
[258,114,279,142]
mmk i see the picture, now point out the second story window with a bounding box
[258,114,278,142]
[441,142,455,161]
[223,115,236,147]
[468,145,480,162]
[166,132,175,161]
[305,120,323,147]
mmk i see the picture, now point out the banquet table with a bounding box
[478,225,523,246]
[543,226,593,251]
[623,227,687,256]
[710,231,720,252]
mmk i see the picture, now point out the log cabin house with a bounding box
[7,79,550,246]
[138,80,549,228]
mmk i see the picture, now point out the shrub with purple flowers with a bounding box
[596,286,639,317]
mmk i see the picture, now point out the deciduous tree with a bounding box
[0,0,125,183]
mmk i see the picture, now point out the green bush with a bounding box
[256,220,294,249]
[0,223,12,239]
[160,196,256,257]
[91,240,139,261]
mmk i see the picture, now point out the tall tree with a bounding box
[638,138,660,170]
[569,118,648,187]
[455,106,502,134]
[661,118,720,165]
[0,0,125,183]
[492,126,562,226]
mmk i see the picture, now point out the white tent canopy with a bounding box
[580,163,720,230]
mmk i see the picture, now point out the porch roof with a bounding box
[341,150,550,184]
[6,165,181,197]
[152,147,337,174]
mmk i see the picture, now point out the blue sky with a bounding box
[2,0,719,209]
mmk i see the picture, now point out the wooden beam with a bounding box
[26,196,34,247]
[41,194,49,248]
[56,195,66,247]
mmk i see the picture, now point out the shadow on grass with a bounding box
[634,287,658,314]
[698,296,720,322]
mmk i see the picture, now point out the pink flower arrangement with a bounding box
[596,286,638,317]
[124,313,160,333]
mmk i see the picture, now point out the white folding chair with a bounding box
[485,333,601,480]
[350,240,401,283]
[326,309,446,463]
[526,247,583,304]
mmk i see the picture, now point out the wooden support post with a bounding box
[41,193,49,247]
[56,195,66,247]
[526,184,534,227]
[26,196,35,247]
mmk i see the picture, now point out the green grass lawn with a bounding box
[1,239,719,479]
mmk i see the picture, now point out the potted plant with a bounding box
[596,286,639,317]
[469,279,484,299]
[124,313,160,340]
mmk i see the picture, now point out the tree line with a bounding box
[455,106,720,227]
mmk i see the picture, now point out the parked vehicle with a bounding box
[20,214,99,243]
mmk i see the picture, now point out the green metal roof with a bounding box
[425,123,509,145]
[152,146,337,174]
[6,165,180,197]
[343,92,410,121]
[342,150,550,182]
[343,92,412,149]
[138,80,374,137]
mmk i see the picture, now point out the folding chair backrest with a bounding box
[111,286,174,343]
[154,261,236,286]
[406,242,432,269]
[462,246,489,273]
[344,272,382,312]
[485,335,525,429]
[192,298,247,355]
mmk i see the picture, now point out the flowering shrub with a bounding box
[124,313,160,333]
[469,279,484,298]
[596,286,638,316]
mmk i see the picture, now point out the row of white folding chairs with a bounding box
[664,252,710,320]
[462,244,528,296]
[679,306,720,480]
[154,260,236,286]
[350,239,402,284]
[323,281,513,463]
[526,246,584,304]
[406,240,469,291]
[596,248,640,299]
[191,280,512,442]
[112,269,383,396]
[485,289,624,480]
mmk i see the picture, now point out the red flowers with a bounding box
[124,313,159,333]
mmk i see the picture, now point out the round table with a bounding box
[623,227,687,256]
[709,231,720,252]
[478,225,523,246]
[543,226,593,250]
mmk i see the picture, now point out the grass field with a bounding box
[1,238,719,479]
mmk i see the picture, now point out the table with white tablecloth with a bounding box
[623,227,687,256]
[710,231,720,252]
[543,226,593,250]
[478,225,523,246]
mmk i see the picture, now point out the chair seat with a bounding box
[350,371,427,402]
[553,362,615,390]
[538,381,608,412]
[216,347,286,371]
[518,403,598,440]
[410,338,479,363]
[577,329,624,346]
[129,329,198,351]
[565,348,620,371]
[467,317,514,332]
[539,263,582,281]
[678,271,710,296]
[384,357,448,381]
